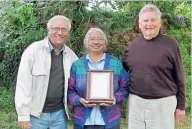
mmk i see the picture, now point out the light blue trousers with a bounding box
[30,109,68,129]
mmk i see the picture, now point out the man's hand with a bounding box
[80,98,96,107]
[174,109,185,124]
[18,121,31,129]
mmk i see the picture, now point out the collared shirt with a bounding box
[48,40,65,55]
[85,53,106,125]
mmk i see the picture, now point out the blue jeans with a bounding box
[30,109,68,129]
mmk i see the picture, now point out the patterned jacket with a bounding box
[67,53,129,128]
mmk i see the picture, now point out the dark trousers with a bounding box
[74,124,120,129]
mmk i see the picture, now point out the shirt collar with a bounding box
[48,39,65,55]
[86,53,106,63]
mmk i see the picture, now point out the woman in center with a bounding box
[67,27,129,129]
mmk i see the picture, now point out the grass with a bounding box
[0,87,190,129]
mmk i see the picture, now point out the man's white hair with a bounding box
[139,4,162,21]
[47,15,71,30]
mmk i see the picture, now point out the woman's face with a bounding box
[88,31,105,54]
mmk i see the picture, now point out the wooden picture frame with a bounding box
[86,70,114,104]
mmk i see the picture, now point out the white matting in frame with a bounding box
[86,70,114,103]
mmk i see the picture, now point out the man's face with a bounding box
[88,31,105,54]
[139,10,161,40]
[48,19,69,47]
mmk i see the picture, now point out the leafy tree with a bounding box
[0,0,191,113]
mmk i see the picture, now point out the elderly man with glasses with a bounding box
[15,15,78,129]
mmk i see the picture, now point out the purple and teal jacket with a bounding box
[67,53,129,128]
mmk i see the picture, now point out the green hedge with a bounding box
[0,1,191,115]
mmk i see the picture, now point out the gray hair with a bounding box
[139,4,162,21]
[84,28,108,51]
[47,15,71,30]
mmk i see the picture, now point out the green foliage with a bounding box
[0,87,14,110]
[119,1,191,28]
[119,1,191,18]
[120,1,146,14]
[0,2,36,45]
[0,1,46,87]
[0,0,135,88]
[0,87,26,129]
[168,27,191,55]
[94,11,134,33]
[0,1,191,124]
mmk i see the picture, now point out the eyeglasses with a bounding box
[89,37,104,42]
[51,27,68,33]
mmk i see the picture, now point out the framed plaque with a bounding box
[86,70,114,104]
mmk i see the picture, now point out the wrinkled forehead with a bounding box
[89,30,103,38]
[50,19,69,28]
[140,10,160,20]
